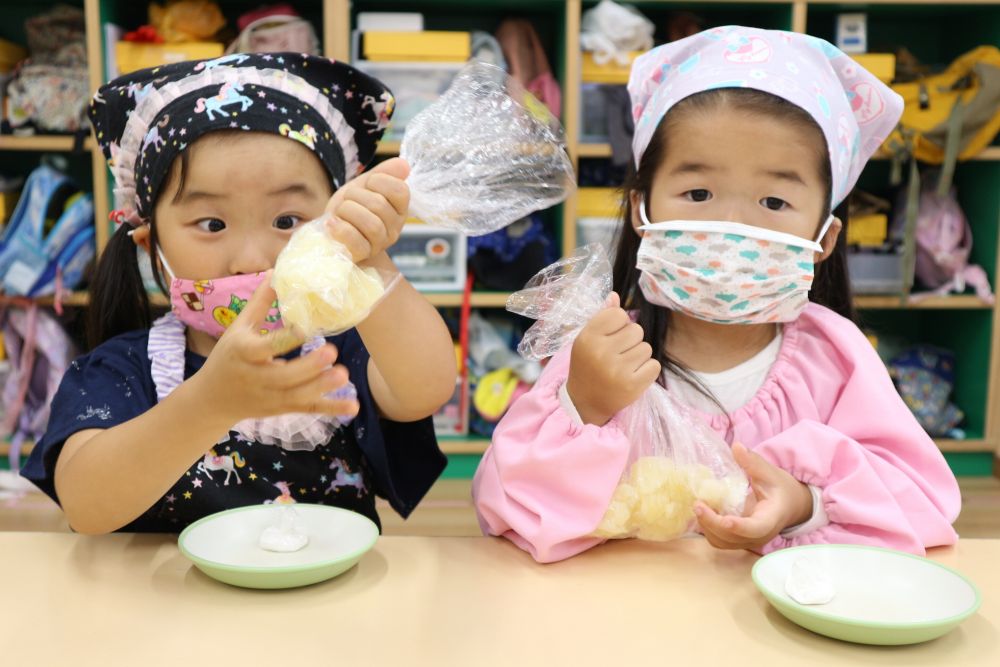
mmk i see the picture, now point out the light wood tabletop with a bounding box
[0,533,996,666]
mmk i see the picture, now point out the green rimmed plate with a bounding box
[752,544,981,645]
[178,504,378,589]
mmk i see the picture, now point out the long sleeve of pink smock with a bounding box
[472,304,961,562]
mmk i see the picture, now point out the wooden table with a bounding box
[1,534,996,666]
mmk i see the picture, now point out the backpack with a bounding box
[885,46,1000,195]
[0,165,95,302]
[892,169,994,304]
[226,6,319,55]
[0,305,78,473]
[888,346,964,439]
[495,19,562,118]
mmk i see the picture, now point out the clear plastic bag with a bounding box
[594,384,748,541]
[400,61,575,236]
[271,218,399,337]
[507,244,748,542]
[506,244,612,360]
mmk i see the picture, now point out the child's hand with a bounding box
[566,292,662,426]
[324,157,410,264]
[694,443,814,552]
[194,277,360,425]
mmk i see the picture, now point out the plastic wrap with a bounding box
[271,218,398,337]
[507,244,748,542]
[400,61,575,236]
[506,244,612,360]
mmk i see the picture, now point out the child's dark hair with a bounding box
[611,88,854,395]
[86,148,195,348]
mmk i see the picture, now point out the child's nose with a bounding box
[228,235,275,276]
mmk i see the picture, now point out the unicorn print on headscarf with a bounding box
[194,82,254,121]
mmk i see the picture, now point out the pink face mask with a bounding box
[159,251,282,338]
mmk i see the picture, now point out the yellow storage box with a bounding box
[577,187,621,218]
[851,53,895,84]
[581,51,642,85]
[116,42,224,74]
[848,213,889,248]
[363,31,470,62]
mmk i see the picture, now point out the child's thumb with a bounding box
[368,156,410,180]
[237,273,278,328]
[604,291,621,309]
[732,442,764,479]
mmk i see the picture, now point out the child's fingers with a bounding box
[327,216,374,263]
[285,376,360,416]
[235,274,278,331]
[366,156,410,181]
[634,358,663,386]
[619,341,654,372]
[611,322,645,352]
[269,347,343,388]
[265,325,307,357]
[588,306,632,336]
[341,188,400,243]
[365,172,410,216]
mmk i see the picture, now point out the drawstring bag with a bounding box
[892,169,994,303]
[226,11,319,55]
[0,306,78,472]
[889,346,964,439]
[6,5,89,133]
[507,245,748,542]
[495,19,562,118]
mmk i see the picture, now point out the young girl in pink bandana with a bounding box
[23,54,456,534]
[473,27,961,562]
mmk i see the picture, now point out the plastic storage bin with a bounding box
[352,61,463,142]
[386,223,467,291]
[847,251,911,294]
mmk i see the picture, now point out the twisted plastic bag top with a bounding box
[506,244,612,360]
[400,61,575,236]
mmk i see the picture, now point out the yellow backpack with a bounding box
[886,46,1000,179]
[884,46,1000,300]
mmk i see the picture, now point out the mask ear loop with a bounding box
[814,214,836,246]
[638,198,652,226]
[155,247,177,283]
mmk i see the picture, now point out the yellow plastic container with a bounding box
[0,188,21,225]
[363,31,470,62]
[851,53,896,83]
[577,187,621,218]
[581,51,642,85]
[0,37,27,74]
[116,42,224,74]
[848,213,889,247]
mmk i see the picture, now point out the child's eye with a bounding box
[273,215,303,231]
[761,197,789,211]
[197,218,226,233]
[684,189,712,202]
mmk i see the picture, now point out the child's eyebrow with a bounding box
[267,183,317,197]
[764,169,807,186]
[669,162,715,175]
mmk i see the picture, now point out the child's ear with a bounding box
[629,191,644,234]
[130,225,152,254]
[817,217,843,263]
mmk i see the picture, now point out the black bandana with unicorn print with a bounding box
[88,52,395,225]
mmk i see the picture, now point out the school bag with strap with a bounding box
[0,305,78,473]
[0,164,95,302]
[885,45,1000,194]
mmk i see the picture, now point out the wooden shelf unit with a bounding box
[0,0,995,472]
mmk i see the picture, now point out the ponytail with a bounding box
[86,224,152,347]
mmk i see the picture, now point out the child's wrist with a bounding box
[784,480,815,529]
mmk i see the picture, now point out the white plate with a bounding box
[179,504,378,589]
[752,544,981,645]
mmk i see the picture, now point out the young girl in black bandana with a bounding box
[22,53,457,534]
